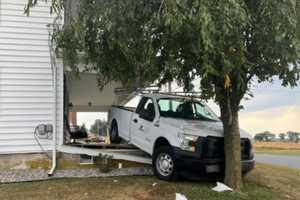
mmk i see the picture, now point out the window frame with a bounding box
[135,97,156,122]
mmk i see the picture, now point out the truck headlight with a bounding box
[177,132,198,152]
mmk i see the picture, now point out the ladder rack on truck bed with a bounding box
[114,86,203,101]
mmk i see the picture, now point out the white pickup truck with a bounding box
[109,93,254,180]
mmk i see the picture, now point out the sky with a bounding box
[207,79,300,135]
[77,112,108,131]
[77,79,300,136]
[240,81,300,135]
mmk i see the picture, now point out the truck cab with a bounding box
[109,93,255,181]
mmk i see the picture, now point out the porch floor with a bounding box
[58,145,152,164]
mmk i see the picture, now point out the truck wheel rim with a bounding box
[156,153,173,176]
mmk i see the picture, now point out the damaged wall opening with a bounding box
[63,72,118,145]
[58,72,152,166]
[65,111,109,145]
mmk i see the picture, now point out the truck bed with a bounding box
[110,105,137,141]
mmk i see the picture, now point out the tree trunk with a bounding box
[220,98,242,190]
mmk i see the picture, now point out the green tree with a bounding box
[80,123,87,133]
[29,0,163,89]
[26,0,300,190]
[90,119,107,135]
[254,131,276,142]
[279,133,286,141]
[157,0,300,189]
[287,131,300,143]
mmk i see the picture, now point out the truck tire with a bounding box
[109,122,121,144]
[153,146,179,181]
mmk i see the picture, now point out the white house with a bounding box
[0,0,122,157]
[0,0,64,154]
[0,0,155,175]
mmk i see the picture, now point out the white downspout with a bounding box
[48,24,57,177]
[48,62,57,176]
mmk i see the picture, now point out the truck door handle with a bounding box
[133,119,138,123]
[139,125,144,131]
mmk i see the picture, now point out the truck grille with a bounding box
[199,136,252,160]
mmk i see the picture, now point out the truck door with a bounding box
[130,97,156,154]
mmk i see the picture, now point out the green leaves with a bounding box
[29,0,300,100]
[52,0,164,89]
[24,1,300,189]
[160,0,300,103]
[25,0,63,15]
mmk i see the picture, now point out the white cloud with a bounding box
[240,105,300,134]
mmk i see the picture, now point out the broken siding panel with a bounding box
[0,0,63,154]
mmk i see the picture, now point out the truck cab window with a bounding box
[158,98,219,121]
[158,99,180,112]
[137,97,155,121]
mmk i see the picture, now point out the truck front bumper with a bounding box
[173,147,255,174]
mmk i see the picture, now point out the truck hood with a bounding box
[160,117,252,139]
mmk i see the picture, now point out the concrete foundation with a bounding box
[0,152,147,171]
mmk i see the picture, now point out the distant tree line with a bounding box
[254,131,300,143]
[90,119,108,136]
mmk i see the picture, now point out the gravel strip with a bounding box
[0,167,153,183]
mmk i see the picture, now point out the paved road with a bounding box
[255,154,300,169]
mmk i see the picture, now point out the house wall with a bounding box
[0,0,64,154]
[67,73,122,112]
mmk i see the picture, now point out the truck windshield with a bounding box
[157,98,219,121]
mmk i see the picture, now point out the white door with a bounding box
[130,97,156,154]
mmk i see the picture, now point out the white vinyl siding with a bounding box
[0,0,63,154]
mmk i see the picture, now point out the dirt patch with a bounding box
[108,184,154,200]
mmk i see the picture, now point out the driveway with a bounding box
[255,154,300,169]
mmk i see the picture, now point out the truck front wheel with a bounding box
[109,122,121,144]
[153,146,178,181]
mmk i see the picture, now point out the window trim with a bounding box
[136,97,156,122]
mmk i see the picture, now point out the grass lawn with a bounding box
[0,164,300,200]
[255,148,300,156]
[254,142,300,156]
